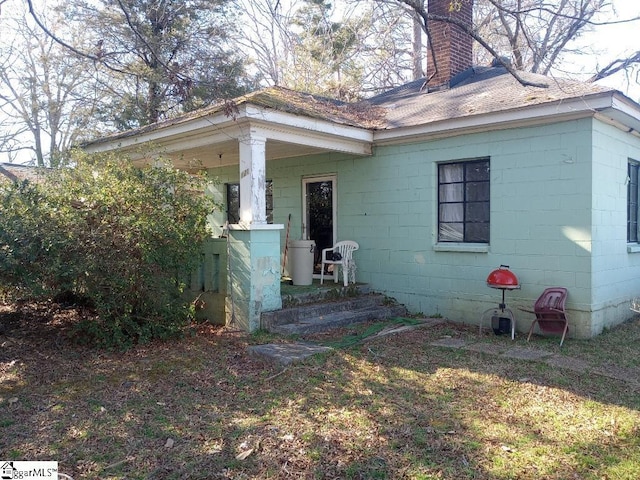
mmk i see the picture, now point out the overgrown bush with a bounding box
[0,151,217,348]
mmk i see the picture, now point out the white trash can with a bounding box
[289,240,316,285]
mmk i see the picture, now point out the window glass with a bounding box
[439,183,463,202]
[438,159,490,243]
[226,180,273,224]
[628,161,639,243]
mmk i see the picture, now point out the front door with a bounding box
[302,175,337,277]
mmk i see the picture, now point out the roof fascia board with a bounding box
[85,103,373,157]
[247,121,372,156]
[244,105,373,142]
[611,92,640,119]
[605,93,640,135]
[373,94,616,145]
[83,110,243,153]
[159,120,372,157]
[112,117,372,157]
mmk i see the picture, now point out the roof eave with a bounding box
[595,92,640,138]
[372,91,626,145]
[82,108,242,154]
[84,103,374,159]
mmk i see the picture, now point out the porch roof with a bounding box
[83,87,380,170]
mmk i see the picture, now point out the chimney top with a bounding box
[426,0,474,89]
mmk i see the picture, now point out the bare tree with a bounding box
[412,3,426,79]
[234,0,300,87]
[474,0,609,74]
[0,4,99,166]
[235,0,420,98]
[25,0,252,128]
[397,0,640,87]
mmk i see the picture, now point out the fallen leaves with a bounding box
[2,302,640,480]
[235,447,254,460]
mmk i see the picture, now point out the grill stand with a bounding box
[479,286,518,340]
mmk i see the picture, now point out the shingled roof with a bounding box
[84,66,626,149]
[87,86,387,146]
[361,66,615,129]
[0,163,44,183]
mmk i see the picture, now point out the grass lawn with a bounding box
[1,302,640,479]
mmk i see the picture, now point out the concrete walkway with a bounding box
[248,321,640,386]
[248,342,333,366]
[429,336,640,386]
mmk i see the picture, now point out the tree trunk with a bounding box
[412,10,424,79]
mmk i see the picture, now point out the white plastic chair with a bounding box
[320,240,359,286]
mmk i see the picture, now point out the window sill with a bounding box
[434,243,489,253]
[627,244,640,253]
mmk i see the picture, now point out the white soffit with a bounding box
[596,94,640,136]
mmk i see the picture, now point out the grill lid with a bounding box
[487,265,519,288]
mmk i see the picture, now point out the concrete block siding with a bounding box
[591,120,640,334]
[207,117,640,338]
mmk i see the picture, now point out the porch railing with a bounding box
[188,237,228,323]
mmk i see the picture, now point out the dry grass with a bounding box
[1,302,640,479]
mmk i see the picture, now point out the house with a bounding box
[83,0,640,339]
[0,163,44,184]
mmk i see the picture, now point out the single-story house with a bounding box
[0,163,44,184]
[84,0,640,338]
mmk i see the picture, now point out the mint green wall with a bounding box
[207,118,640,337]
[347,120,595,336]
[590,118,640,334]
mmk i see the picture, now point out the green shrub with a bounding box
[0,151,217,348]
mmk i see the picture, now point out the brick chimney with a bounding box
[426,0,473,88]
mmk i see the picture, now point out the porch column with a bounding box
[226,130,282,332]
[238,132,266,225]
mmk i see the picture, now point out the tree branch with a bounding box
[590,51,640,83]
[486,0,639,27]
[25,0,149,79]
[26,0,99,62]
[397,0,549,88]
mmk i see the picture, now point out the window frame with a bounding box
[628,160,639,243]
[226,180,273,224]
[437,158,490,244]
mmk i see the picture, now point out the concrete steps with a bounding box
[262,286,408,335]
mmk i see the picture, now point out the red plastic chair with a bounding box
[522,287,569,346]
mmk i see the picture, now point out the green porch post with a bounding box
[226,225,283,332]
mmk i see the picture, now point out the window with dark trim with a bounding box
[628,160,639,242]
[226,181,273,224]
[438,159,490,243]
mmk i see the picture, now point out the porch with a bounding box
[189,239,405,333]
[86,91,375,333]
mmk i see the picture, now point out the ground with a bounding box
[1,301,640,479]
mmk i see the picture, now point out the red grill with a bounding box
[487,265,519,289]
[481,265,520,339]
